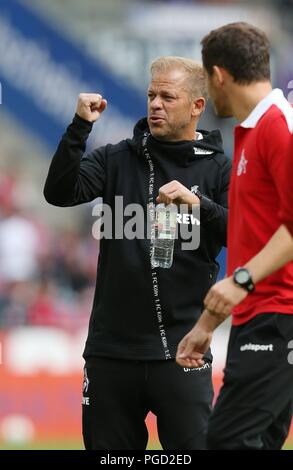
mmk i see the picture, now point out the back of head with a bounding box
[201,22,271,84]
[150,56,208,101]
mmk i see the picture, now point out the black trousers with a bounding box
[82,357,213,450]
[207,313,293,450]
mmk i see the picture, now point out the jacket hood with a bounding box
[131,117,224,160]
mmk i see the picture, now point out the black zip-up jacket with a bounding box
[44,115,231,360]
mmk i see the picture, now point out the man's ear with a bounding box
[191,97,205,118]
[213,65,232,86]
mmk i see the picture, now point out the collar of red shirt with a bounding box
[240,88,293,132]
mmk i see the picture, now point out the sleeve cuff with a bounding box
[284,220,293,237]
[73,113,94,130]
[66,114,94,142]
[200,195,214,216]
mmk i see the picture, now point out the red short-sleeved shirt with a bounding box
[227,89,293,325]
[279,132,293,235]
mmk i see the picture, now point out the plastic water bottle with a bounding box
[151,203,178,269]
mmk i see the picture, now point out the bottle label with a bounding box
[156,209,177,240]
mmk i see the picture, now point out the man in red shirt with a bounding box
[177,22,293,449]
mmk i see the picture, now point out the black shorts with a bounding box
[82,356,213,450]
[207,313,293,450]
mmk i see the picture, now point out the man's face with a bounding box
[147,69,195,141]
[206,70,233,118]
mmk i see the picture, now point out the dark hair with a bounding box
[201,22,271,84]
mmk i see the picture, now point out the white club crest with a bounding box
[237,149,248,176]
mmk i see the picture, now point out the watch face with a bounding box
[236,269,250,284]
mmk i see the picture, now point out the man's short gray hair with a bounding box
[150,56,208,101]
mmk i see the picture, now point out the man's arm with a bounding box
[202,114,293,316]
[156,158,232,247]
[176,308,223,368]
[176,223,293,367]
[44,93,107,207]
[245,224,293,282]
[199,158,232,247]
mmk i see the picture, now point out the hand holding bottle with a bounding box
[157,180,200,210]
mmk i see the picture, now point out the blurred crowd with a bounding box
[0,172,98,331]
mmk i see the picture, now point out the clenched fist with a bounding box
[76,93,107,123]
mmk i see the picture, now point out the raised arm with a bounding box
[44,93,107,207]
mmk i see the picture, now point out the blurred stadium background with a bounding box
[0,0,292,450]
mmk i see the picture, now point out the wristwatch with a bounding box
[233,267,255,293]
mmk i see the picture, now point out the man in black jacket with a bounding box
[44,56,231,450]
